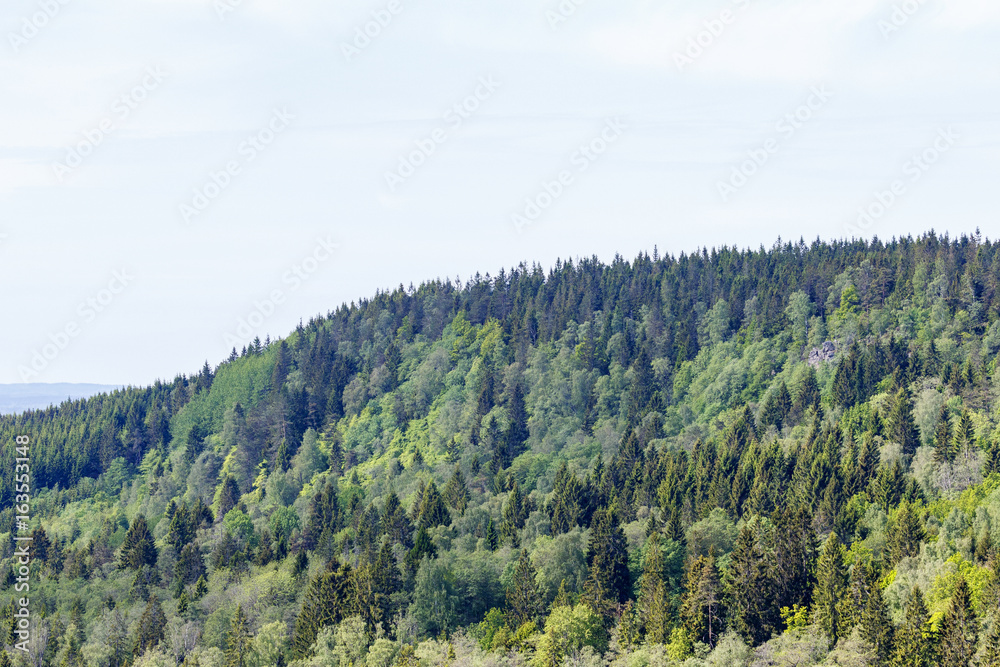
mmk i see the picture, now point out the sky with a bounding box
[1,0,999,386]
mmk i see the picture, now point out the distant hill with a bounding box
[0,383,121,415]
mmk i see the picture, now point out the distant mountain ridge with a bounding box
[0,383,122,415]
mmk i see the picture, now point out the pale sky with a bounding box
[2,0,999,385]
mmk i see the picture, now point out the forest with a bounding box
[2,231,1000,666]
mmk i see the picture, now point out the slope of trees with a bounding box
[2,231,1000,666]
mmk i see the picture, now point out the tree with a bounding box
[681,552,725,648]
[760,381,792,430]
[534,604,607,667]
[859,584,894,664]
[813,532,848,646]
[291,561,353,659]
[938,577,977,667]
[405,527,437,573]
[443,466,470,515]
[225,606,255,667]
[119,515,158,570]
[417,481,450,529]
[583,509,630,615]
[934,406,955,464]
[887,500,925,566]
[638,533,669,644]
[982,615,1000,667]
[793,367,821,417]
[726,524,779,645]
[507,549,543,629]
[891,586,933,667]
[887,388,920,460]
[410,557,458,637]
[217,476,241,518]
[134,596,167,655]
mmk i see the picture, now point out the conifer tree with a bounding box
[119,515,158,570]
[726,524,779,645]
[0,650,10,667]
[953,410,975,455]
[292,561,353,659]
[934,406,955,464]
[681,553,725,648]
[887,388,920,460]
[760,380,792,430]
[507,549,543,629]
[890,585,932,667]
[417,481,451,529]
[405,527,437,573]
[888,500,925,566]
[583,509,631,615]
[860,584,894,664]
[225,606,254,667]
[813,533,848,647]
[134,596,167,655]
[485,518,499,551]
[443,466,470,515]
[938,577,977,667]
[638,532,669,644]
[982,616,1000,667]
[381,491,412,546]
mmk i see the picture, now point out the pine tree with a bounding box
[938,577,977,667]
[507,549,543,629]
[119,515,158,570]
[890,586,932,667]
[813,533,848,647]
[860,584,895,664]
[887,388,920,460]
[225,606,254,667]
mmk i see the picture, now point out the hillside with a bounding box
[2,232,1000,667]
[0,385,122,416]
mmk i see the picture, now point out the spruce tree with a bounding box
[417,481,451,529]
[119,515,158,570]
[583,509,631,615]
[225,606,254,667]
[938,577,977,667]
[443,466,470,515]
[934,406,955,464]
[726,524,779,645]
[134,596,167,655]
[0,651,10,667]
[506,549,543,629]
[860,584,895,664]
[680,553,725,648]
[887,388,920,460]
[291,561,353,658]
[982,616,1000,667]
[813,532,848,647]
[638,533,668,644]
[890,585,932,667]
[887,500,925,566]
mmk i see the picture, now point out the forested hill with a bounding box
[3,231,1000,666]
